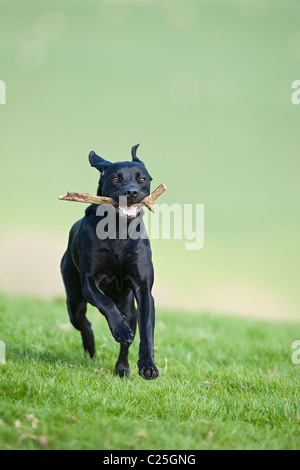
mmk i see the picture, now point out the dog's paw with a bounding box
[110,318,134,344]
[138,360,159,380]
[115,362,130,379]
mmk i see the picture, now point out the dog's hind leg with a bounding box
[67,289,95,358]
[61,252,95,358]
[115,291,137,379]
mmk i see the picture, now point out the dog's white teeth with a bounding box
[119,206,138,217]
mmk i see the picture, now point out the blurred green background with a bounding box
[0,0,299,320]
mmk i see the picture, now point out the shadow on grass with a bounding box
[4,328,134,379]
[6,342,114,373]
[9,345,85,364]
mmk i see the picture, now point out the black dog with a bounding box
[61,144,159,379]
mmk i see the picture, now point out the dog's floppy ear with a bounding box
[89,151,111,173]
[131,144,141,163]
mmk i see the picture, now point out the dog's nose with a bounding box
[124,187,139,198]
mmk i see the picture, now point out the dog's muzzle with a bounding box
[117,205,141,218]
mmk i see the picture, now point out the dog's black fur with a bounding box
[61,145,159,379]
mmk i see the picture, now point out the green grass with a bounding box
[0,293,299,450]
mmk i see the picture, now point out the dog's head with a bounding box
[89,144,152,218]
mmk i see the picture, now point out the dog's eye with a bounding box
[112,176,119,182]
[139,177,146,183]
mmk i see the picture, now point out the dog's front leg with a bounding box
[134,286,159,380]
[82,277,134,344]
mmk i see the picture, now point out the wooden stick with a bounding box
[58,184,167,213]
[58,192,118,206]
[138,184,167,212]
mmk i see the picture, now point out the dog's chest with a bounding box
[99,275,131,304]
[93,247,133,303]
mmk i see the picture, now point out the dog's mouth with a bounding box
[116,205,141,219]
[59,184,167,216]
